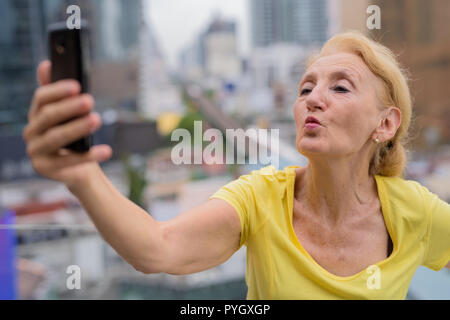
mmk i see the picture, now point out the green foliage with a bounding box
[176,111,204,133]
[169,110,206,149]
[121,152,148,210]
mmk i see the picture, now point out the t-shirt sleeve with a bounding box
[208,173,258,249]
[421,186,450,271]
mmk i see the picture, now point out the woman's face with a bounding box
[293,52,385,158]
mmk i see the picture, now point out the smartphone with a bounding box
[48,21,92,152]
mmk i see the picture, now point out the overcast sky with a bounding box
[145,0,250,69]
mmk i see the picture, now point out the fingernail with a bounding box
[66,81,80,94]
[80,94,93,108]
[89,112,99,124]
[94,146,109,159]
[89,113,101,133]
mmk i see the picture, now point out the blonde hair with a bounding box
[306,31,414,178]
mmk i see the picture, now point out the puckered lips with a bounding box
[305,116,322,129]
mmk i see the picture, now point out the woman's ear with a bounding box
[379,107,401,141]
[386,106,402,132]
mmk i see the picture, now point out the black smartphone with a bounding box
[48,21,92,152]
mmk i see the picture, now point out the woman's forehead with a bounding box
[305,52,369,79]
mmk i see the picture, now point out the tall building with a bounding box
[0,0,143,136]
[368,0,450,149]
[0,0,48,135]
[138,20,183,120]
[179,36,204,79]
[179,15,241,80]
[331,0,370,34]
[0,0,145,180]
[249,0,329,48]
[90,0,142,62]
[87,0,143,112]
[203,17,241,79]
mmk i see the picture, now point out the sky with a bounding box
[145,0,250,69]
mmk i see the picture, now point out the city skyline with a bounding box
[146,0,250,69]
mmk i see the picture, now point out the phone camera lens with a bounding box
[57,44,66,54]
[56,35,66,54]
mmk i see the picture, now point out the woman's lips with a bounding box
[305,123,321,130]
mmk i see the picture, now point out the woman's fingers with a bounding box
[24,94,94,140]
[37,60,52,86]
[28,79,80,122]
[26,112,102,157]
[52,145,113,169]
[24,61,114,186]
[29,60,53,121]
[32,145,112,178]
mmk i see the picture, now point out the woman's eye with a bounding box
[299,86,349,96]
[334,86,349,93]
[300,88,311,96]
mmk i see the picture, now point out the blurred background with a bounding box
[0,0,449,300]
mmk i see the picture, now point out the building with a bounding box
[0,0,48,136]
[178,16,241,81]
[249,0,329,48]
[88,0,143,113]
[0,0,148,182]
[330,0,370,34]
[90,0,142,62]
[0,0,144,137]
[246,0,330,118]
[138,20,183,120]
[367,0,450,149]
[203,16,241,80]
[179,37,204,80]
[249,43,310,88]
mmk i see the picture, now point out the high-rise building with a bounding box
[87,0,143,112]
[0,0,143,136]
[0,0,48,135]
[203,17,241,79]
[0,0,146,180]
[331,0,370,35]
[249,0,329,48]
[179,15,241,80]
[179,36,204,79]
[368,0,450,149]
[138,20,183,120]
[90,0,142,62]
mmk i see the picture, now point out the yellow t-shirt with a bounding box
[209,165,450,300]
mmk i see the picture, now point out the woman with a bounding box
[23,31,449,299]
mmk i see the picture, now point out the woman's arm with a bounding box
[24,60,242,276]
[68,164,242,275]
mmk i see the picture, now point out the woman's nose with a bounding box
[305,86,326,111]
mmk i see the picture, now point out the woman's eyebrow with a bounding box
[330,70,359,88]
[300,69,360,88]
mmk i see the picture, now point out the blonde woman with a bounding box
[23,31,450,299]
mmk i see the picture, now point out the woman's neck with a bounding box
[295,160,378,225]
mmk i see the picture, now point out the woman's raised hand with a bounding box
[22,60,113,189]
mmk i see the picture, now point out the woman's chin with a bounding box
[296,141,325,155]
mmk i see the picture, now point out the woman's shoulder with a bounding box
[244,165,301,183]
[375,174,432,199]
[233,165,300,196]
[250,165,300,177]
[375,175,443,220]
